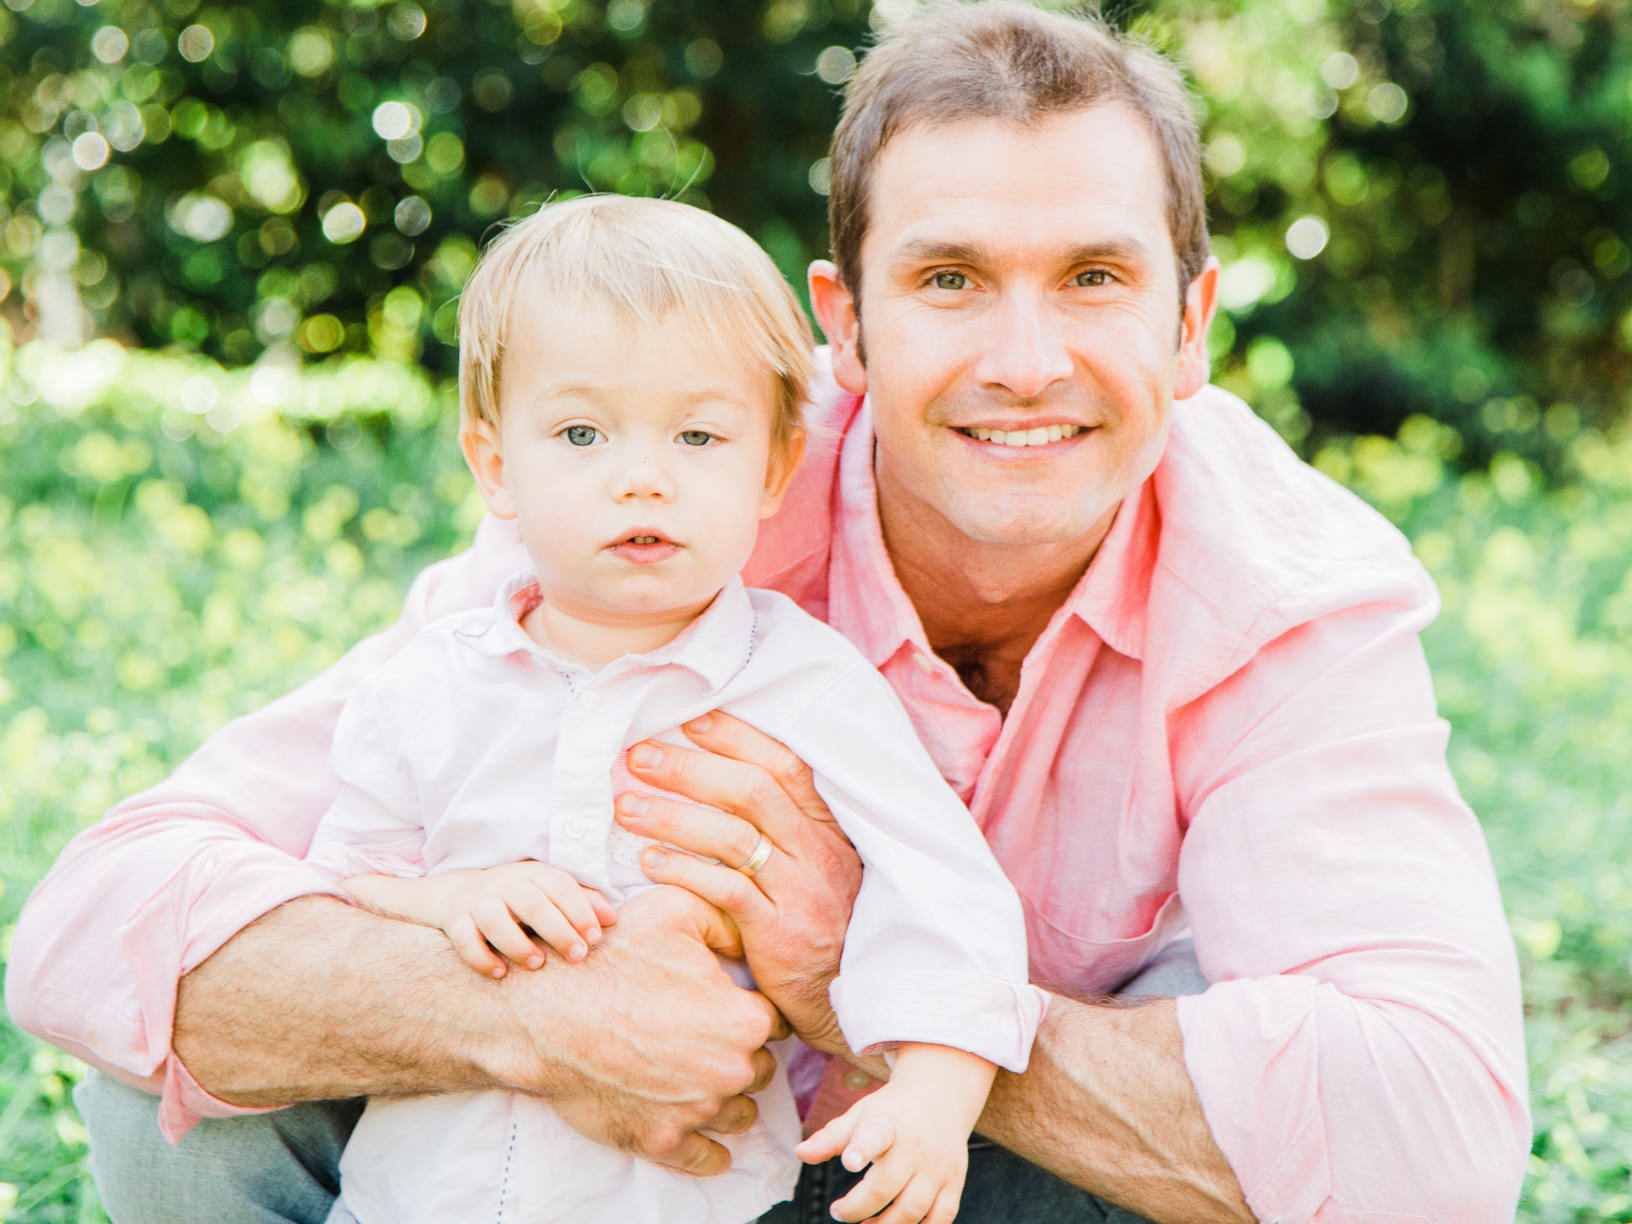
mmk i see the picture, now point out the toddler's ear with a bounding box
[760,427,806,519]
[461,419,518,519]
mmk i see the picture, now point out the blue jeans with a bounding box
[75,941,1203,1223]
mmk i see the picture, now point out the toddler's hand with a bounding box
[794,1044,995,1224]
[794,1080,968,1224]
[423,861,618,979]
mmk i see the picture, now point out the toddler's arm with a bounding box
[344,862,618,979]
[794,1043,995,1224]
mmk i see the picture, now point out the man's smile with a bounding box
[954,424,1085,447]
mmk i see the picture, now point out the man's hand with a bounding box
[613,711,862,1055]
[488,883,787,1174]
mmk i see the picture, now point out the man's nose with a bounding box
[973,293,1074,400]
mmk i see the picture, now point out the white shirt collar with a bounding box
[454,568,758,694]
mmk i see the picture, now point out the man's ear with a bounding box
[460,418,518,519]
[808,260,867,396]
[760,426,807,519]
[1174,256,1220,400]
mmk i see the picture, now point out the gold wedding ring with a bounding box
[737,833,773,878]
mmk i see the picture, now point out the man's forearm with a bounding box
[173,895,509,1104]
[172,887,783,1174]
[977,995,1254,1224]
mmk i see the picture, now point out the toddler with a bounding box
[307,194,1045,1224]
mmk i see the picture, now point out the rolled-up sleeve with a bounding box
[3,515,523,1137]
[790,663,1047,1073]
[1172,589,1530,1222]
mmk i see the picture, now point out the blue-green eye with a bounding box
[932,271,968,291]
[564,425,600,446]
[678,429,716,447]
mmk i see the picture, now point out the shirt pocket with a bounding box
[1022,888,1185,997]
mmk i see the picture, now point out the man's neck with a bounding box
[879,496,1114,714]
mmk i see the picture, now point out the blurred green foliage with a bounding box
[2,0,1630,467]
[3,338,1631,1220]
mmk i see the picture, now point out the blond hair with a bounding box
[829,1,1209,304]
[458,195,813,449]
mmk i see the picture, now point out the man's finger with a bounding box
[626,738,804,842]
[653,1132,732,1178]
[700,1092,758,1137]
[746,1044,778,1094]
[616,791,773,880]
[681,711,835,822]
[638,845,779,933]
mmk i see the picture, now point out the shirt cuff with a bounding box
[119,850,349,1143]
[1176,977,1333,1224]
[829,969,1047,1073]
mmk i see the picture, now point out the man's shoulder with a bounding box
[1150,386,1436,691]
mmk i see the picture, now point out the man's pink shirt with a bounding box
[7,362,1528,1222]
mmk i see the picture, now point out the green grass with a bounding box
[2,340,1629,1220]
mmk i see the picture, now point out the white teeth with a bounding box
[964,425,1081,446]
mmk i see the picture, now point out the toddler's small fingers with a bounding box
[445,915,507,979]
[507,894,588,963]
[873,1174,941,1224]
[842,1113,896,1173]
[473,900,550,967]
[588,890,620,928]
[794,1112,858,1165]
[829,1160,908,1223]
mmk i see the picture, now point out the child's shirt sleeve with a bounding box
[306,666,429,880]
[781,662,1047,1073]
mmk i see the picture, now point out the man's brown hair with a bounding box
[828,1,1209,305]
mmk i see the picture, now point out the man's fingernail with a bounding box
[629,743,661,769]
[686,715,712,733]
[620,794,648,817]
[642,848,668,870]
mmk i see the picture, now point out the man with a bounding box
[6,4,1528,1222]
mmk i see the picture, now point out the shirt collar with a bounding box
[455,569,757,693]
[825,395,1160,668]
[826,398,936,670]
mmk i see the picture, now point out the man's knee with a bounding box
[75,1069,361,1224]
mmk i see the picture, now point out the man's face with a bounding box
[811,104,1217,555]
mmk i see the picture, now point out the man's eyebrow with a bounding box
[888,236,1157,268]
[889,238,985,267]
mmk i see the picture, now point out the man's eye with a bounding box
[1074,269,1112,287]
[931,271,968,291]
[564,425,600,446]
[678,429,716,447]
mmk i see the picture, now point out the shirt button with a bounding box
[577,690,601,710]
[844,1070,873,1092]
[564,819,587,839]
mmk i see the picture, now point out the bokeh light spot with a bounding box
[1286,216,1330,260]
[321,202,366,245]
[71,132,110,171]
[178,25,215,64]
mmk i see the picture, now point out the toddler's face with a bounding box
[467,290,798,641]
